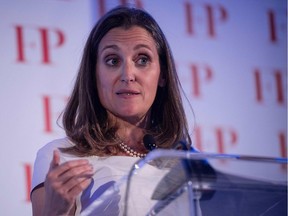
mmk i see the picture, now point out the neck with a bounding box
[106,111,152,154]
[108,111,151,143]
[107,110,151,127]
[117,126,145,148]
[117,121,148,154]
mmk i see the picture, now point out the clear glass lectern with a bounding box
[82,149,287,216]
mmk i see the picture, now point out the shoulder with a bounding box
[37,137,74,156]
[33,137,75,172]
[31,137,76,190]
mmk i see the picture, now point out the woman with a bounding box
[31,5,192,215]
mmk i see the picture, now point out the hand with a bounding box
[43,150,94,215]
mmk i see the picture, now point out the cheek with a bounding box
[96,73,119,110]
[97,76,108,89]
[97,77,111,99]
[96,71,111,103]
[96,65,111,90]
[145,75,160,99]
[97,82,111,110]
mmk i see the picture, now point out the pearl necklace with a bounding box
[119,142,147,158]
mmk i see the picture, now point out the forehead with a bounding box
[98,26,157,51]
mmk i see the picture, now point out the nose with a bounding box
[120,60,135,83]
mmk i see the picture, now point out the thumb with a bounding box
[49,149,60,170]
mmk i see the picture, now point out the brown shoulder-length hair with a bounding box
[62,5,192,156]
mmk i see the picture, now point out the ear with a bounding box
[158,76,166,87]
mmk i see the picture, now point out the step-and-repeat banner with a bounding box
[0,0,286,215]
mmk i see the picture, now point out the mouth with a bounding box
[116,90,140,96]
[116,92,140,96]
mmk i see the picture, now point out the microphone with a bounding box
[143,134,157,151]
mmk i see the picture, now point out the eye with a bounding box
[136,55,150,66]
[105,56,120,66]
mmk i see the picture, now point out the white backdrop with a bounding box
[0,0,286,215]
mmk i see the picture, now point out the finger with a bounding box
[45,163,93,198]
[46,160,93,189]
[52,170,93,198]
[57,164,94,186]
[68,177,93,198]
[49,150,60,170]
[51,159,91,178]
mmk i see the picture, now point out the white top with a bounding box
[32,138,190,216]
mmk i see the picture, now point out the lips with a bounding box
[117,93,139,95]
[116,89,140,96]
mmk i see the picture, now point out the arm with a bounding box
[31,186,76,216]
[31,150,93,216]
[31,186,45,216]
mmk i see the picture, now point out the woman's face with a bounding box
[96,26,163,123]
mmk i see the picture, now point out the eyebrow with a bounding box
[100,43,153,54]
[133,44,153,51]
[100,45,119,53]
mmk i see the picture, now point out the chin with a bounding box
[120,111,147,122]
